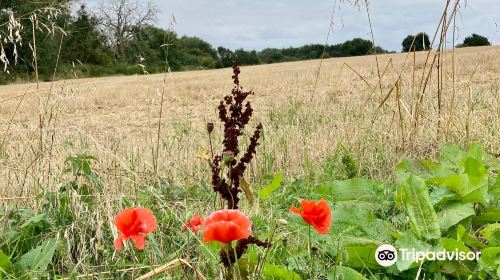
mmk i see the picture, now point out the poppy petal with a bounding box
[114,235,124,251]
[300,200,316,213]
[183,214,203,232]
[135,208,157,234]
[291,199,332,234]
[130,234,146,250]
[202,210,252,243]
[114,208,137,235]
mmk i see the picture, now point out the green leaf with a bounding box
[258,172,283,199]
[464,158,487,177]
[262,263,302,280]
[480,224,500,246]
[429,187,459,206]
[430,174,488,204]
[395,231,432,271]
[440,144,466,169]
[331,202,391,242]
[316,178,392,204]
[327,266,368,280]
[466,143,485,161]
[87,173,104,192]
[20,213,47,228]
[457,224,466,241]
[474,208,500,223]
[396,159,452,182]
[339,243,379,269]
[478,247,500,277]
[16,238,57,274]
[401,175,441,240]
[436,202,475,230]
[439,237,470,253]
[0,252,11,270]
[237,258,301,280]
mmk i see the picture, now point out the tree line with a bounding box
[0,1,492,84]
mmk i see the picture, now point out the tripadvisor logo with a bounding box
[375,244,398,267]
[374,244,482,267]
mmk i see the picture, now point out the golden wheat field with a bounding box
[0,45,499,199]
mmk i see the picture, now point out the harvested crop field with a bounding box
[1,46,498,197]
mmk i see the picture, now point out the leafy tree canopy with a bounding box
[402,32,430,52]
[460,33,491,47]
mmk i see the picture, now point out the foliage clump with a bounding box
[402,32,431,52]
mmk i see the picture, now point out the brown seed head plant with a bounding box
[210,62,270,267]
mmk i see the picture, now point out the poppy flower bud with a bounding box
[207,122,214,134]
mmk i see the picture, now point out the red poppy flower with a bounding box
[182,214,203,233]
[202,209,252,243]
[290,199,332,234]
[114,208,157,251]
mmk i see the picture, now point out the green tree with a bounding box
[368,46,389,54]
[234,49,259,65]
[176,36,218,69]
[461,33,491,47]
[216,46,234,68]
[258,48,284,63]
[124,25,171,70]
[402,32,430,52]
[62,5,112,65]
[340,38,373,56]
[0,1,70,81]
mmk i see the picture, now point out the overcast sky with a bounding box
[85,0,500,52]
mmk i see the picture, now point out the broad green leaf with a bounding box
[430,174,488,204]
[439,238,470,253]
[429,241,474,277]
[401,175,441,240]
[457,224,466,241]
[440,144,466,169]
[397,159,453,182]
[464,158,487,177]
[0,252,10,270]
[16,238,57,273]
[429,187,459,206]
[436,202,475,230]
[331,202,391,242]
[238,257,301,280]
[395,231,432,271]
[20,213,47,228]
[480,224,500,246]
[320,234,384,256]
[466,143,485,161]
[339,243,379,269]
[478,247,500,277]
[474,208,500,223]
[461,186,488,204]
[327,266,368,280]
[262,263,302,280]
[316,178,391,204]
[258,172,283,199]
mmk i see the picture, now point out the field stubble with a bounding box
[0,46,499,199]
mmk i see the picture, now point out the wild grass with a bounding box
[1,46,498,198]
